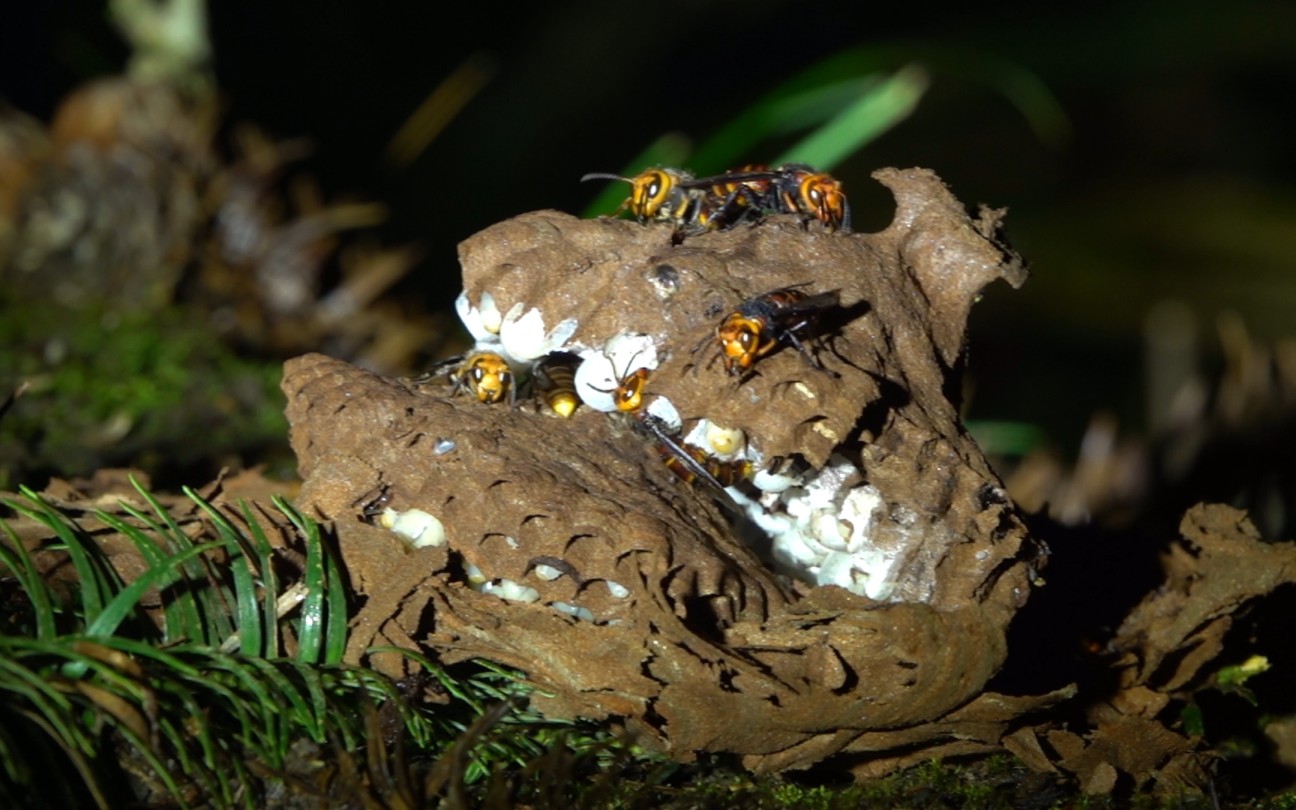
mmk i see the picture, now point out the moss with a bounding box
[0,298,287,487]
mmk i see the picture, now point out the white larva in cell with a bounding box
[532,563,564,581]
[605,580,630,599]
[378,508,446,549]
[554,601,598,619]
[573,351,619,412]
[480,579,541,603]
[682,419,746,460]
[809,510,851,552]
[550,601,595,621]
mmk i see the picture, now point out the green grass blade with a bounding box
[289,661,334,745]
[966,419,1049,457]
[245,657,319,741]
[227,549,262,656]
[975,52,1070,148]
[0,720,28,785]
[155,708,222,806]
[82,542,221,640]
[90,635,199,675]
[367,646,485,711]
[4,706,110,809]
[185,489,263,656]
[322,534,348,665]
[128,476,240,647]
[775,64,929,169]
[275,496,325,664]
[239,500,283,658]
[298,531,324,665]
[107,721,193,809]
[689,77,874,173]
[128,475,186,541]
[686,44,929,174]
[12,487,115,624]
[190,655,285,767]
[110,501,214,643]
[0,651,95,756]
[0,517,57,640]
[93,509,206,646]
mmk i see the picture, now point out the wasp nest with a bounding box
[283,168,1049,775]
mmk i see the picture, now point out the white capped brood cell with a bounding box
[455,290,503,341]
[499,302,579,363]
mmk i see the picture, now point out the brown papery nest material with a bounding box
[282,168,1058,775]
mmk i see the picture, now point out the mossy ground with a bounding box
[0,298,290,489]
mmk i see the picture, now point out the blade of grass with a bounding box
[322,533,348,665]
[112,500,211,645]
[238,500,283,658]
[185,489,263,656]
[106,720,194,810]
[275,496,325,664]
[81,542,221,640]
[0,649,96,755]
[688,44,930,174]
[0,721,30,784]
[74,640,273,790]
[0,518,57,640]
[287,660,332,744]
[8,706,110,809]
[689,76,876,173]
[367,646,486,712]
[775,64,929,169]
[154,711,222,807]
[966,419,1049,456]
[186,655,285,768]
[94,509,206,646]
[341,665,437,748]
[244,656,321,742]
[129,476,239,646]
[12,487,115,624]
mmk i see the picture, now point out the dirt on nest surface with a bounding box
[276,168,1296,787]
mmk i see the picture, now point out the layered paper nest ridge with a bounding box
[283,168,1050,773]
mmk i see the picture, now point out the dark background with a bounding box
[4,0,1294,472]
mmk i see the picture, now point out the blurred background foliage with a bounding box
[2,0,1295,538]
